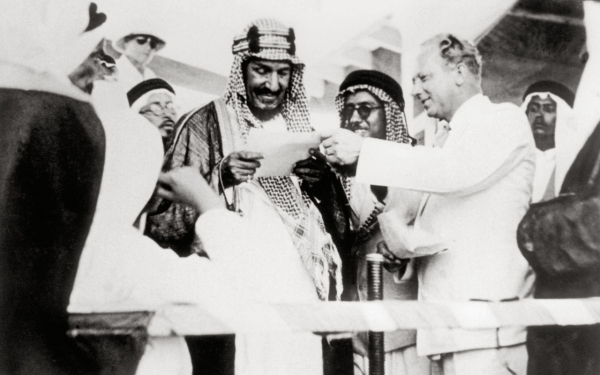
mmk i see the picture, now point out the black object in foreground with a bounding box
[367,253,385,375]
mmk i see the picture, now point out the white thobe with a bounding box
[531,148,556,203]
[70,96,321,375]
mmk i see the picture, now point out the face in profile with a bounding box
[412,48,456,121]
[122,35,159,67]
[342,90,386,140]
[139,92,177,141]
[245,59,292,117]
[526,95,557,139]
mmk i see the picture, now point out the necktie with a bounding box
[433,123,451,148]
[417,123,452,221]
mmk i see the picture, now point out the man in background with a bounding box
[112,29,165,91]
[522,80,577,203]
[128,78,178,150]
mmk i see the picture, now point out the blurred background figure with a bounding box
[112,29,165,91]
[69,42,117,94]
[128,78,178,150]
[522,81,577,203]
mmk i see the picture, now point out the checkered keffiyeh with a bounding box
[336,84,411,241]
[224,18,342,300]
[335,84,410,145]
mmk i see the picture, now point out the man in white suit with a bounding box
[321,34,536,375]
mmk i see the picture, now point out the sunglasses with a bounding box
[341,104,383,121]
[134,36,159,50]
[140,102,176,116]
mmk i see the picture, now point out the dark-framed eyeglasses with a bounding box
[140,102,176,116]
[341,105,383,121]
[134,35,159,50]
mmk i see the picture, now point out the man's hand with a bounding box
[320,128,364,168]
[221,151,264,188]
[293,149,330,185]
[377,241,409,274]
[156,167,222,215]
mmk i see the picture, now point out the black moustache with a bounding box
[254,88,282,96]
[345,122,368,132]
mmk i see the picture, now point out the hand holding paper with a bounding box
[320,128,364,167]
[221,151,264,188]
[244,130,321,177]
[292,149,330,184]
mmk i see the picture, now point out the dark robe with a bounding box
[518,120,600,375]
[0,89,105,374]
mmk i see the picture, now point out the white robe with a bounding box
[69,84,321,375]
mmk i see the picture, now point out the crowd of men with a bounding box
[1,1,600,375]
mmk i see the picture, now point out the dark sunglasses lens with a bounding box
[149,39,158,49]
[341,107,354,120]
[357,107,371,120]
[135,36,147,45]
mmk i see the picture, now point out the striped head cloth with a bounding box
[224,18,342,301]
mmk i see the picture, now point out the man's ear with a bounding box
[454,63,468,86]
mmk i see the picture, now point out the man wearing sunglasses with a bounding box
[128,78,178,151]
[335,70,429,375]
[322,34,536,375]
[112,31,165,92]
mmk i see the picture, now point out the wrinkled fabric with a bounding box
[518,120,600,375]
[0,88,105,375]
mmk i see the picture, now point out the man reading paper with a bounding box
[146,18,348,375]
[321,34,536,375]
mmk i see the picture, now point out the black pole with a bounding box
[367,253,384,375]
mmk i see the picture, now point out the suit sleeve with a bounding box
[356,108,534,195]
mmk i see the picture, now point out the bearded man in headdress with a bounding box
[146,18,346,375]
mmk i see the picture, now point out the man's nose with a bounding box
[265,72,280,92]
[349,109,364,124]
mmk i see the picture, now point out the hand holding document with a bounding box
[378,208,447,258]
[244,130,321,177]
